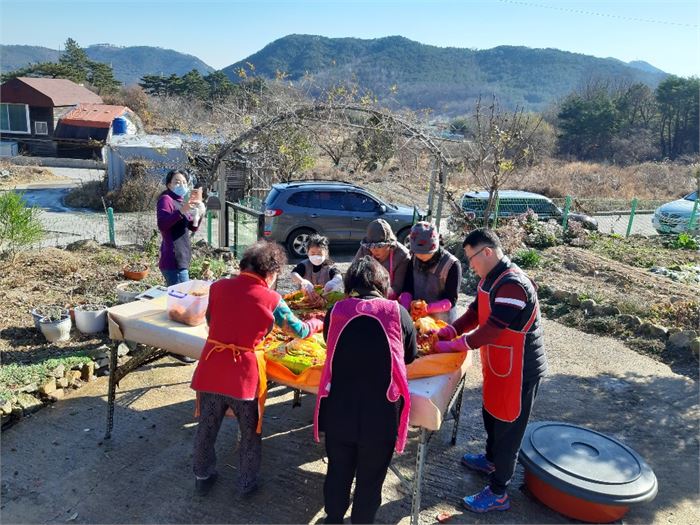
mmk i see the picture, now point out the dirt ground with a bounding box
[0,164,68,189]
[530,245,700,329]
[1,309,698,524]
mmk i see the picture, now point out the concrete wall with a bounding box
[2,155,106,169]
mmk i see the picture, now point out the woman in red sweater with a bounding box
[190,241,322,496]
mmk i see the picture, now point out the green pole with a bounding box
[107,207,115,246]
[207,210,213,246]
[492,196,501,228]
[687,198,699,233]
[626,198,638,237]
[561,196,572,232]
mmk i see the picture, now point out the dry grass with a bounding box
[505,159,697,200]
[0,161,66,189]
[309,155,698,209]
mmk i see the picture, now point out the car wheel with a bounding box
[286,228,315,258]
[396,227,411,248]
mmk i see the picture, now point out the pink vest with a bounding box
[313,297,412,453]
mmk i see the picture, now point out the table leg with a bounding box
[292,388,301,408]
[104,342,119,440]
[450,380,465,446]
[411,427,428,525]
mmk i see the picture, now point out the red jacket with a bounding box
[191,273,279,400]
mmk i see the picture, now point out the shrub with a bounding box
[525,220,561,248]
[0,191,44,260]
[513,248,542,269]
[64,179,107,210]
[105,160,163,212]
[670,232,699,251]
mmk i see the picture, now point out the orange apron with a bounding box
[196,339,268,434]
[477,269,538,422]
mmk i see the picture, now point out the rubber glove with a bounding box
[435,335,471,354]
[436,324,458,340]
[398,292,412,311]
[426,299,452,314]
[304,317,324,336]
[323,274,343,294]
[291,272,315,294]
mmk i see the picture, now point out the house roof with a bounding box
[0,77,103,107]
[61,104,129,128]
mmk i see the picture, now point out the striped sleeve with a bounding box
[490,282,528,328]
[272,299,310,339]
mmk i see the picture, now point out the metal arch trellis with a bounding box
[208,103,455,234]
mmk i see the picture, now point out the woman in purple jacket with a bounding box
[157,170,204,286]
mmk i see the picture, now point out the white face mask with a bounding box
[309,255,325,266]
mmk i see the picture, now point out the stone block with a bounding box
[56,377,69,389]
[95,357,110,369]
[638,322,668,340]
[39,379,56,396]
[0,400,12,415]
[16,393,43,414]
[618,314,642,328]
[691,338,699,359]
[580,299,597,313]
[49,389,65,401]
[51,364,65,378]
[566,293,581,307]
[117,343,130,357]
[552,289,569,302]
[668,331,699,352]
[81,362,95,381]
[65,370,82,386]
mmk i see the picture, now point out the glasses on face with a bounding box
[466,246,487,263]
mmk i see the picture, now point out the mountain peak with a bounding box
[221,34,668,115]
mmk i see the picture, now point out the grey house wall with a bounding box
[105,144,188,190]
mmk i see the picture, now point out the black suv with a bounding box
[263,181,420,257]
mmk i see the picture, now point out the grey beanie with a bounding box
[361,219,397,248]
[409,221,439,254]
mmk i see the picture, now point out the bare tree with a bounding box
[459,96,543,225]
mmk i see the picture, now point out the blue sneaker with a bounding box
[461,453,495,474]
[462,486,510,513]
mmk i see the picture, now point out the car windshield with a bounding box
[683,191,697,202]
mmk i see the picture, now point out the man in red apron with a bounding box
[435,229,547,513]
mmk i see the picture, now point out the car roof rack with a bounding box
[280,179,359,187]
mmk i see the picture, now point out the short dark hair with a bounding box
[165,169,188,186]
[239,241,287,278]
[306,234,329,251]
[344,256,389,297]
[463,228,502,250]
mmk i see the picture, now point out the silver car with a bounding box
[652,191,699,234]
[262,181,420,257]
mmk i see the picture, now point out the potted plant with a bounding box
[116,281,151,304]
[74,304,108,334]
[39,310,72,343]
[123,261,150,281]
[31,305,69,330]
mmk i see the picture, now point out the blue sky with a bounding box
[1,0,698,76]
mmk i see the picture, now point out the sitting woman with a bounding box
[190,241,323,497]
[314,256,417,524]
[291,234,343,294]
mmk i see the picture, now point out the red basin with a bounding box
[525,470,629,523]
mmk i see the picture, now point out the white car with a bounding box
[652,191,699,234]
